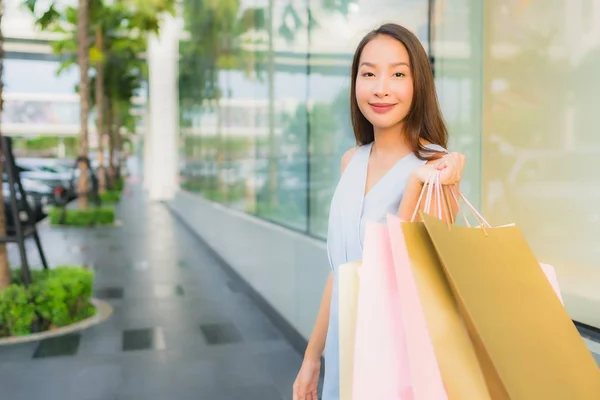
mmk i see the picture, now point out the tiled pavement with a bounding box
[0,178,302,400]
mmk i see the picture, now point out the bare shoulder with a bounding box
[341,147,359,173]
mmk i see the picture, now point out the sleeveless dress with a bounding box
[322,142,446,400]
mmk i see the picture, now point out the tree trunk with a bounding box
[95,25,107,194]
[108,101,117,187]
[77,0,90,209]
[0,0,11,290]
[115,132,124,179]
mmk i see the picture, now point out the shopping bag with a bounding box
[351,221,412,400]
[387,213,491,400]
[421,212,600,399]
[338,260,361,400]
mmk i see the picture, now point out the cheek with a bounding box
[355,81,371,103]
[392,80,414,102]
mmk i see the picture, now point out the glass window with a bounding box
[179,0,434,238]
[253,0,309,231]
[433,0,484,208]
[306,0,431,238]
[482,1,600,328]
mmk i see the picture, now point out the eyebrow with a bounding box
[359,62,410,68]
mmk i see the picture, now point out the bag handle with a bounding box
[410,170,491,233]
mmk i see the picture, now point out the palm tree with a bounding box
[27,0,92,208]
[0,0,10,290]
[76,0,91,209]
[93,3,107,193]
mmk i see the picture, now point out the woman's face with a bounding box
[355,35,414,132]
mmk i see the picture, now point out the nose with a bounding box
[373,75,389,98]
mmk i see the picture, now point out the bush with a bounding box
[112,177,125,192]
[99,190,121,203]
[0,266,96,337]
[48,207,115,226]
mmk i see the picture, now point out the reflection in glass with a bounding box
[482,1,600,328]
[179,0,433,237]
[433,0,483,207]
[306,0,431,237]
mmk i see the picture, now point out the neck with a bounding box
[372,124,410,158]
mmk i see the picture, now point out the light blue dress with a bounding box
[322,142,446,400]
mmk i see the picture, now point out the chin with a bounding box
[368,116,403,131]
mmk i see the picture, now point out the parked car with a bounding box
[2,177,54,228]
[14,159,76,200]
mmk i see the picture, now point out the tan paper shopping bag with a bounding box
[421,212,600,399]
[398,220,492,400]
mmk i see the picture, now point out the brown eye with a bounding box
[394,72,405,78]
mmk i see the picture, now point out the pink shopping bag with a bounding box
[352,221,413,400]
[386,214,449,400]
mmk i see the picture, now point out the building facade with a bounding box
[162,0,600,336]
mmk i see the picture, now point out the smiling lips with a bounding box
[369,102,397,113]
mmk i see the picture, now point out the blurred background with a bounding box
[1,0,600,398]
[174,0,600,334]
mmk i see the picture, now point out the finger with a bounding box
[297,388,306,400]
[292,383,299,400]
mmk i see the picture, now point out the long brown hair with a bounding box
[350,23,448,160]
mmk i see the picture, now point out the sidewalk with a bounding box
[0,178,301,400]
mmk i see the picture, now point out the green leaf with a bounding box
[89,46,105,64]
[56,59,76,76]
[36,5,61,29]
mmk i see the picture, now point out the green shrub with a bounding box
[0,285,37,336]
[48,207,115,226]
[112,177,125,192]
[99,190,121,203]
[0,266,96,337]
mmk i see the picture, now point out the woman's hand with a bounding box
[413,152,466,185]
[292,357,321,400]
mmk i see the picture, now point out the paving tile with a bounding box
[95,286,124,299]
[2,182,300,400]
[153,283,185,298]
[33,333,81,359]
[67,362,122,400]
[255,348,304,399]
[78,331,123,356]
[0,342,37,360]
[227,279,245,293]
[0,357,80,399]
[238,320,282,341]
[198,384,284,400]
[122,327,166,352]
[200,322,243,345]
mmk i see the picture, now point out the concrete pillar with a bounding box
[143,104,152,191]
[145,13,179,201]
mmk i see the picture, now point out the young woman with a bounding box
[292,23,466,400]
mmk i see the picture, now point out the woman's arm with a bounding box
[304,272,333,361]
